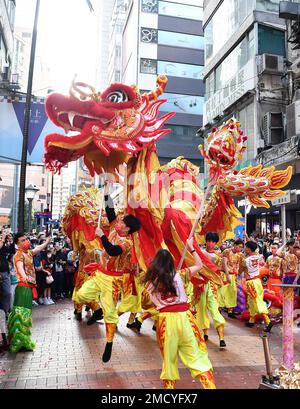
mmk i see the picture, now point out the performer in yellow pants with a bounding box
[74,181,142,362]
[219,239,245,318]
[157,310,215,389]
[144,238,216,389]
[242,241,272,332]
[194,232,226,348]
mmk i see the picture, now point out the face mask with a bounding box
[19,239,31,251]
[206,241,215,251]
[115,222,123,234]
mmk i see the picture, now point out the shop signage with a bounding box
[271,190,297,206]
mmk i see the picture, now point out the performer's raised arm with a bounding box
[96,227,123,256]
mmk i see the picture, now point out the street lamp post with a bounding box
[17,0,40,233]
[25,184,39,233]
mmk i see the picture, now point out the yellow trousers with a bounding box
[218,274,237,309]
[75,271,122,325]
[156,309,215,388]
[118,273,142,315]
[72,271,100,313]
[245,278,269,322]
[196,282,225,330]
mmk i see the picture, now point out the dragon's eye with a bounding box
[106,90,128,103]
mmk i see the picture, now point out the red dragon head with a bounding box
[199,118,248,173]
[44,75,175,175]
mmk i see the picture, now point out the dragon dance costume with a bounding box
[281,251,299,285]
[74,194,140,346]
[266,254,284,297]
[242,254,271,326]
[193,248,226,344]
[219,248,245,314]
[8,248,37,353]
[147,267,216,389]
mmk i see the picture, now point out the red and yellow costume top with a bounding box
[266,255,283,278]
[222,249,245,275]
[101,226,135,275]
[13,249,36,285]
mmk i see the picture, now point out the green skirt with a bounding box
[8,286,36,353]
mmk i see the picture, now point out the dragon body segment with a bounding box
[44,77,292,284]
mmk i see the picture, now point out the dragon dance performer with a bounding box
[266,243,284,298]
[74,182,141,363]
[73,250,104,324]
[144,238,216,389]
[277,241,300,286]
[8,233,50,352]
[242,241,272,332]
[193,232,226,348]
[219,239,245,318]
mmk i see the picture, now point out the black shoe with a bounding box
[228,312,237,319]
[152,325,157,332]
[87,308,103,325]
[264,322,273,333]
[75,312,82,321]
[219,340,226,348]
[204,334,209,342]
[245,322,255,328]
[127,318,142,332]
[102,342,113,363]
[126,321,137,329]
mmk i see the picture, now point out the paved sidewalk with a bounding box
[0,299,299,389]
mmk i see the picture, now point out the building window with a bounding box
[140,58,157,74]
[160,93,203,115]
[141,0,158,13]
[205,0,255,64]
[158,60,203,79]
[258,25,286,57]
[158,1,203,20]
[158,30,204,49]
[256,0,281,13]
[41,178,45,187]
[214,29,255,96]
[141,27,158,43]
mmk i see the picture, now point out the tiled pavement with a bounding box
[0,299,299,389]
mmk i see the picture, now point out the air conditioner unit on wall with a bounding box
[258,54,284,75]
[262,112,284,146]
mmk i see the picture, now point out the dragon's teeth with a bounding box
[68,112,76,127]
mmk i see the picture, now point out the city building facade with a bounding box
[121,0,205,169]
[202,0,300,235]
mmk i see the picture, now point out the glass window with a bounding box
[256,0,281,13]
[160,93,204,115]
[159,1,203,20]
[158,30,204,49]
[140,58,157,74]
[258,25,286,57]
[158,60,203,79]
[162,0,202,6]
[215,30,255,95]
[205,0,255,64]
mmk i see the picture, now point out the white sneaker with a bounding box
[38,297,44,305]
[48,298,55,305]
[43,297,50,305]
[32,300,38,306]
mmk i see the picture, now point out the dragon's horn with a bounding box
[142,75,168,102]
[69,76,99,101]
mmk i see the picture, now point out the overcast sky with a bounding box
[15,0,98,93]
